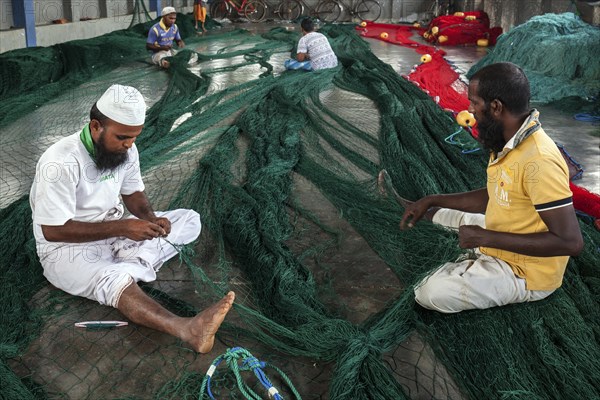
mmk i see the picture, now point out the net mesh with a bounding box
[1,5,600,400]
[468,12,600,104]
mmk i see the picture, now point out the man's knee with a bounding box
[186,209,201,229]
[187,210,202,240]
[95,271,136,308]
[414,276,465,313]
[284,59,312,71]
[171,208,202,240]
[415,281,444,312]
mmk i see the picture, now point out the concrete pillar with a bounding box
[389,0,402,22]
[11,0,36,47]
[99,0,108,18]
[64,0,81,22]
[391,0,426,23]
[576,0,600,25]
[461,0,485,11]
[522,0,547,27]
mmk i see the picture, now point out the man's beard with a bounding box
[94,133,129,171]
[477,108,506,154]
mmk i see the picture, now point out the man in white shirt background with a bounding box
[285,18,339,71]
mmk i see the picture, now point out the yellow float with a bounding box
[456,110,476,127]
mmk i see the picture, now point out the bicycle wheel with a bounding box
[355,0,381,22]
[315,1,342,23]
[278,0,303,21]
[244,0,268,22]
[210,0,229,19]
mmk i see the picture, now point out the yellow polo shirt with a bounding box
[480,123,573,291]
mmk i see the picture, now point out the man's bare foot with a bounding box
[161,59,170,69]
[184,291,235,353]
[378,169,412,208]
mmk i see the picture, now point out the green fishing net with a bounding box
[468,12,600,104]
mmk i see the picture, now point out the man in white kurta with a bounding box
[30,84,234,353]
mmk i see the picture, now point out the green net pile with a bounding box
[1,5,600,399]
[468,12,600,104]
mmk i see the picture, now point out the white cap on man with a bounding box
[162,6,176,16]
[96,84,146,126]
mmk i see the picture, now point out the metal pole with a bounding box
[12,0,37,47]
[149,0,163,15]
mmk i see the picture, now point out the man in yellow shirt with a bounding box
[400,62,583,313]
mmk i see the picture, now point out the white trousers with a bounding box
[414,209,554,313]
[151,49,177,66]
[40,209,201,308]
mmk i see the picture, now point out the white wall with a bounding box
[0,12,143,53]
[0,0,146,30]
[0,1,195,53]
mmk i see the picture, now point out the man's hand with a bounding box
[296,52,308,62]
[123,219,168,241]
[458,225,486,249]
[400,197,432,230]
[149,216,171,237]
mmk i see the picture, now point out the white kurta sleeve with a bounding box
[120,144,145,195]
[33,154,79,226]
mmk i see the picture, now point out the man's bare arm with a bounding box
[42,219,165,243]
[459,205,583,256]
[401,188,488,229]
[146,42,172,52]
[123,191,171,235]
[42,191,170,242]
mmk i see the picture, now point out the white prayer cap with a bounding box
[96,84,146,126]
[162,6,176,15]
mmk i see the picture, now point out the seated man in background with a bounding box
[285,18,338,71]
[30,84,234,352]
[392,62,583,313]
[146,7,185,68]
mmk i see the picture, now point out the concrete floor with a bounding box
[6,20,599,400]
